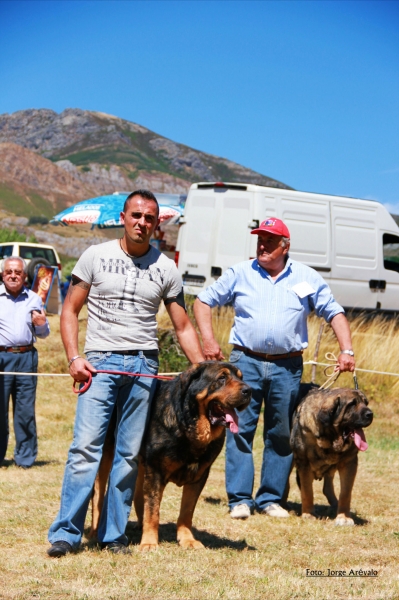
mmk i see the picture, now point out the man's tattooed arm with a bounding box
[66,275,91,298]
[71,275,90,289]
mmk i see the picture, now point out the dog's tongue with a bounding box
[352,428,368,451]
[225,409,239,434]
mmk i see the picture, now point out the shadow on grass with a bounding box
[1,458,61,468]
[192,526,257,550]
[286,500,369,525]
[123,520,256,551]
[203,496,222,505]
[32,459,62,467]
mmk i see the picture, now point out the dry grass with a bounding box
[1,310,399,599]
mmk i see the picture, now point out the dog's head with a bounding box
[176,361,251,434]
[317,388,373,452]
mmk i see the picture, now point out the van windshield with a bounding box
[19,246,57,266]
[383,234,399,274]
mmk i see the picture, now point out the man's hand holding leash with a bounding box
[68,356,97,383]
[337,352,356,373]
[193,299,225,361]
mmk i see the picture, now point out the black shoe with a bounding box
[101,542,131,554]
[47,541,73,558]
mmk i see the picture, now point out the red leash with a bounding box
[73,369,174,394]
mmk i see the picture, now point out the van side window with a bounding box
[0,245,14,260]
[19,246,57,266]
[383,234,399,274]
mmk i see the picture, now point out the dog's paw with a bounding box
[301,512,316,520]
[334,515,354,526]
[179,539,205,550]
[139,542,159,551]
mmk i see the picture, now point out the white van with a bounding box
[175,182,399,312]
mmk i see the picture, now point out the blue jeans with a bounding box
[0,349,38,467]
[226,349,302,512]
[48,351,158,548]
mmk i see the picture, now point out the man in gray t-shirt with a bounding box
[74,240,183,352]
[48,190,204,558]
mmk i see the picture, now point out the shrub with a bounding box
[61,258,78,281]
[0,228,26,243]
[158,329,190,373]
[28,215,49,225]
[0,228,38,243]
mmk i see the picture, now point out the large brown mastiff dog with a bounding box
[290,387,373,525]
[91,361,251,549]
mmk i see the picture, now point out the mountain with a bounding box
[0,108,291,218]
[0,142,98,217]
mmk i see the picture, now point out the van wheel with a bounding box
[27,257,51,283]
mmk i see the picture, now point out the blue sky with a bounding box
[1,0,399,212]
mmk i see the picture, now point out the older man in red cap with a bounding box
[194,217,355,520]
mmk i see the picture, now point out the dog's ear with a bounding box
[298,382,320,404]
[175,361,215,398]
[318,393,341,428]
[224,362,243,380]
[354,390,368,405]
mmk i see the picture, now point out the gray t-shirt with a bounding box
[72,239,182,353]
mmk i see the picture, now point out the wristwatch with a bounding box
[340,350,355,356]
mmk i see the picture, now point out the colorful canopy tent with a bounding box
[51,192,186,228]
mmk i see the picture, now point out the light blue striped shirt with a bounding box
[0,284,50,346]
[197,258,344,354]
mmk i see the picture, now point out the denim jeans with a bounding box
[48,351,158,548]
[226,349,302,512]
[0,348,38,467]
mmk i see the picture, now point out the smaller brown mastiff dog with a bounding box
[91,361,251,549]
[290,387,373,525]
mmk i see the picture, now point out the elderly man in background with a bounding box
[194,218,355,520]
[0,256,50,468]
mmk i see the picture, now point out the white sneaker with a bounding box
[230,504,251,519]
[262,503,290,518]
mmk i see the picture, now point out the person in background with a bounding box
[194,217,355,520]
[60,275,72,301]
[0,256,50,468]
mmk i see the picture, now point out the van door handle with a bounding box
[369,280,386,291]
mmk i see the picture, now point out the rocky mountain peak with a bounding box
[0,108,292,219]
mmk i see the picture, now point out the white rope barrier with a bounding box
[303,361,399,378]
[1,364,398,378]
[0,371,181,377]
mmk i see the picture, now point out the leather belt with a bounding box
[0,344,34,353]
[233,345,303,361]
[113,350,158,357]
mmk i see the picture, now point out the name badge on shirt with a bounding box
[291,282,316,299]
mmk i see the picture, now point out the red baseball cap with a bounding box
[250,217,290,238]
